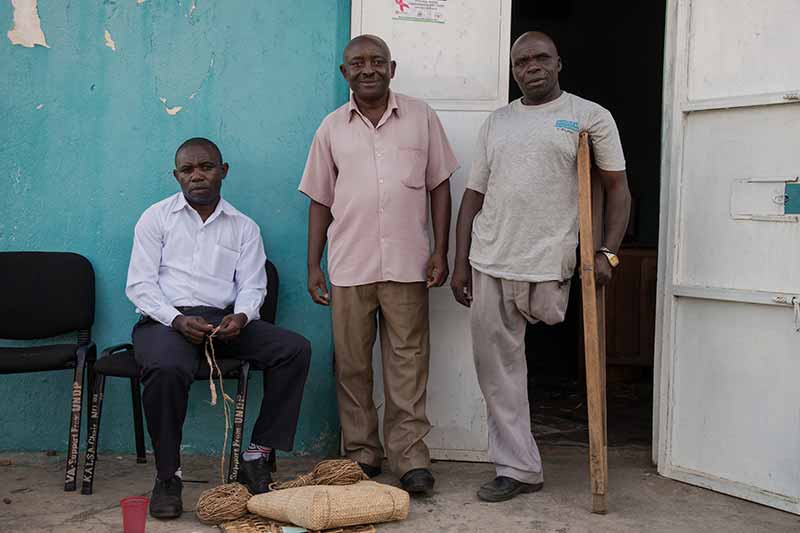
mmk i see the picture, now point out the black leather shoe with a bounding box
[238,455,273,495]
[357,462,382,478]
[149,476,183,519]
[477,476,543,502]
[400,468,434,495]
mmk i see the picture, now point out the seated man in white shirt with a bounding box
[125,137,311,519]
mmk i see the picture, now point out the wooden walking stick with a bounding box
[577,131,609,514]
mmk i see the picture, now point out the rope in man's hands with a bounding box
[203,325,234,483]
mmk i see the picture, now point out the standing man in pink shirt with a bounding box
[299,35,458,496]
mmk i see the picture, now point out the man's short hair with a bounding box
[511,31,559,57]
[343,34,392,62]
[175,137,223,164]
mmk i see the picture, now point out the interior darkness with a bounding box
[511,1,666,448]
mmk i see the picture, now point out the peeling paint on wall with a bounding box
[104,30,116,51]
[185,52,215,101]
[7,0,49,48]
[155,53,214,113]
[159,97,183,115]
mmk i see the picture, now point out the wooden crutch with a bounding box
[577,131,609,514]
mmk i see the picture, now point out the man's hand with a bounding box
[426,252,449,288]
[450,261,473,307]
[216,313,248,340]
[594,254,613,286]
[308,265,330,306]
[172,315,214,344]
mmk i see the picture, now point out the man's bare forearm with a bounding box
[597,169,631,253]
[454,188,485,267]
[307,200,332,269]
[430,180,452,256]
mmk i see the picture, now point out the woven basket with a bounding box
[220,514,377,533]
[247,481,409,531]
[220,515,284,533]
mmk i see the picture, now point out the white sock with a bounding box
[242,443,271,462]
[157,469,181,481]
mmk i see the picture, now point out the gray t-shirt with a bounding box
[467,92,625,282]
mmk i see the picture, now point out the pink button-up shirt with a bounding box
[299,91,458,287]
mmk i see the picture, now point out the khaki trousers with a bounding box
[470,269,571,484]
[331,281,431,476]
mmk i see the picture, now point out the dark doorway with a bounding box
[510,1,666,449]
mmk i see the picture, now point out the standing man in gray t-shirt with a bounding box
[451,31,631,503]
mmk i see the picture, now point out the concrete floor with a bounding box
[1,446,797,532]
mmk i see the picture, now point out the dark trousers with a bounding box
[132,306,311,480]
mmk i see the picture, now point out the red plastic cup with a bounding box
[120,496,149,533]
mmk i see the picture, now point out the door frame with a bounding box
[655,0,800,514]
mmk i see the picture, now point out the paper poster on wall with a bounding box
[393,0,447,24]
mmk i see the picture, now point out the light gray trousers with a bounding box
[470,269,571,484]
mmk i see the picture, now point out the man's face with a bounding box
[340,39,396,102]
[173,144,228,206]
[511,37,562,102]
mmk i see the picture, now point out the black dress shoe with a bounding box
[149,476,183,519]
[238,454,274,495]
[477,476,543,502]
[357,462,382,478]
[400,468,435,495]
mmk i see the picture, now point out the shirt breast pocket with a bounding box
[553,125,579,160]
[207,243,240,282]
[397,147,428,189]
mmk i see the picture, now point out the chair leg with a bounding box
[64,352,87,491]
[228,363,250,483]
[85,357,95,414]
[131,377,147,464]
[81,374,106,495]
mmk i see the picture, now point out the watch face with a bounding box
[607,254,620,267]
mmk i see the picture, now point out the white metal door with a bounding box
[351,0,512,461]
[656,0,800,514]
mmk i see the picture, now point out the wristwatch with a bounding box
[597,247,620,268]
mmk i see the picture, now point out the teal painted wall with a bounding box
[0,1,350,456]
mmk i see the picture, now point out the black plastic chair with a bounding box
[81,260,279,495]
[0,251,97,492]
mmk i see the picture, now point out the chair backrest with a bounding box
[260,259,279,324]
[0,252,95,340]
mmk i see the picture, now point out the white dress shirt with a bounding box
[126,192,267,327]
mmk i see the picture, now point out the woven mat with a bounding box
[219,514,377,533]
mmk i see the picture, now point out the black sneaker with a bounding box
[476,476,543,502]
[400,468,434,496]
[357,462,382,478]
[238,455,273,495]
[149,476,183,519]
